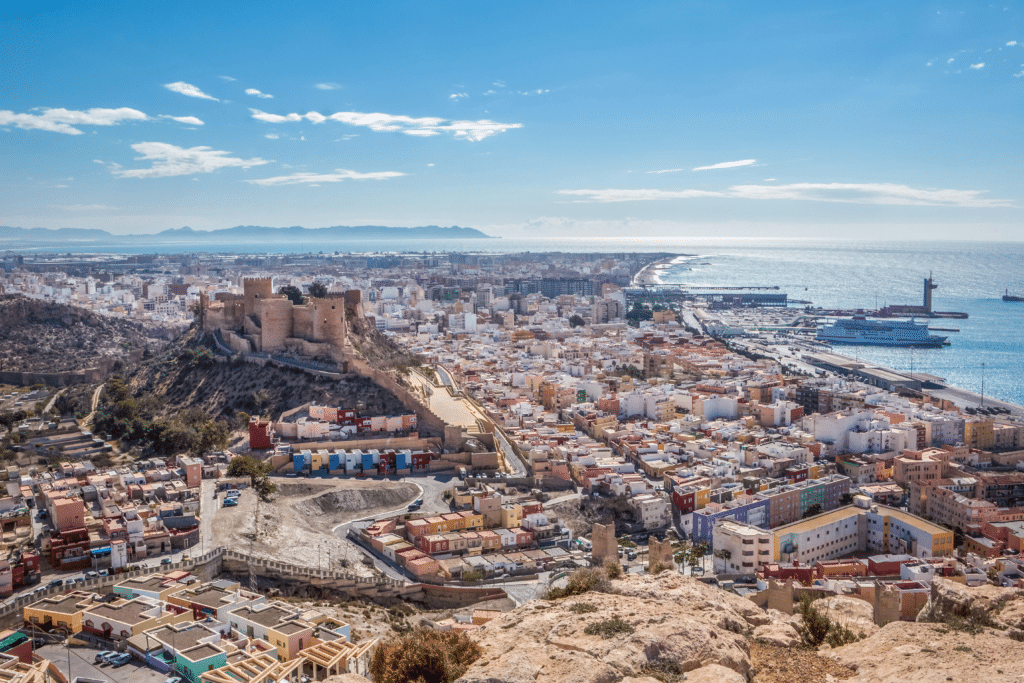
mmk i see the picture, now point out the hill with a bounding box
[0,295,163,374]
[123,327,409,423]
[0,224,493,247]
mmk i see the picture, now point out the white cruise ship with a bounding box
[816,317,948,347]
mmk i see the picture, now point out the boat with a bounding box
[816,317,948,347]
[1003,289,1024,302]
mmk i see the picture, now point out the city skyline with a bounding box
[2,1,1022,240]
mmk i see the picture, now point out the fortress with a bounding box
[199,278,361,362]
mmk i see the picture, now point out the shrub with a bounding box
[545,567,612,600]
[584,617,634,638]
[568,602,598,614]
[369,628,482,683]
[796,597,861,648]
[649,562,671,575]
[604,560,623,579]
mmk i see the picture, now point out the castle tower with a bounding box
[311,297,346,347]
[259,298,294,351]
[243,277,274,319]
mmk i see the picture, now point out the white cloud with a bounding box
[245,88,273,99]
[160,115,204,125]
[692,158,757,171]
[219,75,237,81]
[55,204,118,211]
[970,62,985,69]
[265,133,279,139]
[558,189,725,203]
[493,81,506,87]
[926,61,934,66]
[246,169,406,186]
[314,83,341,90]
[450,93,468,100]
[559,182,1012,207]
[647,168,685,174]
[111,142,270,178]
[483,90,496,95]
[249,108,522,141]
[164,82,219,101]
[948,58,955,64]
[0,107,149,135]
[1009,41,1018,46]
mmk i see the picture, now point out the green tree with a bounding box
[840,492,855,506]
[196,420,229,454]
[625,301,653,327]
[308,281,328,298]
[227,455,277,498]
[234,411,251,430]
[568,314,586,328]
[278,285,304,305]
[803,503,824,518]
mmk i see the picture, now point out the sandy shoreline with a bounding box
[633,254,692,286]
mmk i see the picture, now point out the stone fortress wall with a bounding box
[200,277,347,361]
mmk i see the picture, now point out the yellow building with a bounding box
[694,487,711,510]
[500,505,523,529]
[965,418,995,450]
[24,592,97,634]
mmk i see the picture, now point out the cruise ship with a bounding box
[816,317,948,347]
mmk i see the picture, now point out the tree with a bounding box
[625,301,653,327]
[568,314,586,328]
[953,525,965,548]
[234,411,251,430]
[227,455,276,498]
[369,628,482,683]
[803,503,824,518]
[840,492,854,506]
[308,281,328,298]
[278,285,304,305]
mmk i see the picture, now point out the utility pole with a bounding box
[248,493,260,593]
[981,362,986,407]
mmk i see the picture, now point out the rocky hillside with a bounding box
[0,295,162,373]
[450,573,1024,683]
[126,327,409,422]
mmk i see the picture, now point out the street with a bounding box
[36,643,167,683]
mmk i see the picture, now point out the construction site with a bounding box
[211,478,424,578]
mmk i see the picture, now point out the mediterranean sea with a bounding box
[12,235,1024,407]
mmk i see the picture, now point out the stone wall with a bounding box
[592,522,617,566]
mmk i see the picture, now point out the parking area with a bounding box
[36,643,169,683]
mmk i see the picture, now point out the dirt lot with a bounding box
[211,478,419,576]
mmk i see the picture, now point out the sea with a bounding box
[11,235,1024,407]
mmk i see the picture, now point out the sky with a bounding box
[2,1,1022,240]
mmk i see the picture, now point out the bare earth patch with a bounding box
[211,478,418,576]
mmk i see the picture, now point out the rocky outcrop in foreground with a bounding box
[453,573,1024,683]
[456,573,770,683]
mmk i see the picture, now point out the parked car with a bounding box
[160,558,172,565]
[84,571,98,579]
[97,569,109,577]
[163,677,182,683]
[95,651,116,664]
[47,579,63,588]
[110,652,132,667]
[73,577,85,584]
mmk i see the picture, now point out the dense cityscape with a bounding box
[0,248,1022,682]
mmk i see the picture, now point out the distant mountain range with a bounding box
[0,224,494,246]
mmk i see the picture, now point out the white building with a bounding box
[712,520,773,575]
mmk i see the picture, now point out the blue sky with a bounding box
[2,1,1022,240]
